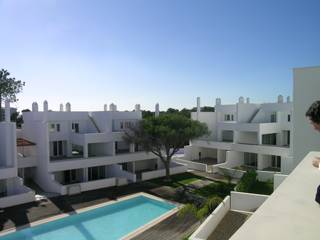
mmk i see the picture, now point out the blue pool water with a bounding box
[0,195,176,240]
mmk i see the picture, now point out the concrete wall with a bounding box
[80,177,116,192]
[230,191,268,212]
[292,66,320,170]
[0,122,16,168]
[237,131,258,144]
[174,158,207,172]
[141,164,187,181]
[189,196,231,240]
[273,173,288,190]
[237,103,260,123]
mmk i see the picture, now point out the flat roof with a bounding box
[230,151,320,240]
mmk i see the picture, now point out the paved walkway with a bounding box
[133,213,199,240]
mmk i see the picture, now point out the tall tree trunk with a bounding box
[164,158,171,181]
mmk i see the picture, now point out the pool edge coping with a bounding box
[0,192,181,238]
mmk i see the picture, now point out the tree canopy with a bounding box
[124,114,209,180]
[0,69,25,120]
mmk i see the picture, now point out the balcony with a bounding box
[0,177,35,208]
[48,151,156,172]
[70,132,123,145]
[229,152,320,240]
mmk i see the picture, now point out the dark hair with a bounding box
[306,101,320,124]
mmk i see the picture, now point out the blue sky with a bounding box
[0,0,319,111]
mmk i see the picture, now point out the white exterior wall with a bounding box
[292,66,320,170]
[20,104,159,195]
[230,191,268,212]
[185,97,293,175]
[189,196,231,240]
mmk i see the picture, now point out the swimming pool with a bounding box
[0,194,176,240]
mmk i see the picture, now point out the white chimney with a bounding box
[110,103,117,111]
[155,103,160,117]
[32,102,38,112]
[59,104,64,112]
[43,100,48,112]
[278,95,284,103]
[66,102,71,112]
[135,104,141,112]
[239,96,244,104]
[104,104,108,111]
[246,97,250,104]
[286,96,291,103]
[215,98,221,105]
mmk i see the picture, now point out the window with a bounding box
[288,114,291,122]
[64,170,77,184]
[88,166,105,181]
[49,123,55,132]
[0,180,7,197]
[231,114,234,121]
[124,121,133,128]
[244,152,257,168]
[271,156,281,169]
[270,112,277,123]
[72,123,79,133]
[120,122,124,129]
[53,141,63,156]
[262,134,277,145]
[49,123,61,132]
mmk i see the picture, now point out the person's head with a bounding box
[306,101,320,132]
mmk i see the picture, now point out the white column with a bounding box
[83,168,88,182]
[130,143,135,153]
[83,144,88,158]
[5,100,10,123]
[67,142,72,157]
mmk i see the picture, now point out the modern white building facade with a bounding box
[182,95,293,177]
[0,101,35,208]
[18,101,186,196]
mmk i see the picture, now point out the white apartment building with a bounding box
[0,101,35,208]
[181,95,293,179]
[18,101,186,196]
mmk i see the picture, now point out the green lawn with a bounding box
[193,182,235,198]
[148,172,206,188]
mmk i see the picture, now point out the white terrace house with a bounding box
[0,101,35,208]
[19,101,186,196]
[181,95,293,180]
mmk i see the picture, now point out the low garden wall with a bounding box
[189,196,230,240]
[273,173,288,190]
[141,165,187,181]
[230,191,268,212]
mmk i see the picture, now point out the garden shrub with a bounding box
[237,169,257,192]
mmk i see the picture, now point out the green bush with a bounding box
[205,196,223,213]
[178,203,197,218]
[237,169,257,192]
[178,196,223,221]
